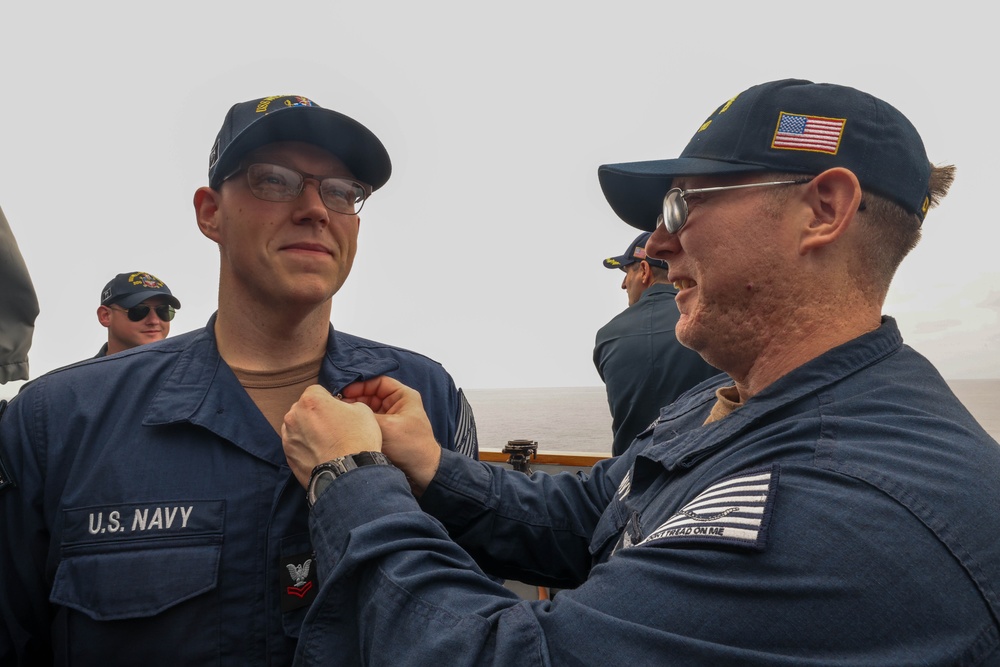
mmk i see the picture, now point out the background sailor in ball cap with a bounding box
[94,270,181,357]
[594,231,718,456]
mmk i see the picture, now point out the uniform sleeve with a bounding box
[296,464,543,666]
[417,450,622,588]
[0,388,55,665]
[296,458,998,666]
[297,462,688,666]
[0,206,40,384]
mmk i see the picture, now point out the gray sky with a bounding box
[2,2,997,394]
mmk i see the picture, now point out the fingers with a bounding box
[299,384,341,409]
[286,378,440,496]
[281,385,383,488]
[340,376,425,415]
[340,376,402,401]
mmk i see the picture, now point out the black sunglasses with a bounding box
[109,304,176,322]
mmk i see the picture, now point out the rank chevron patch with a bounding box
[639,465,779,551]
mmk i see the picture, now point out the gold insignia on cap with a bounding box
[128,272,165,289]
[718,94,739,114]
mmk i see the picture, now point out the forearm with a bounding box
[417,450,614,587]
[300,464,543,666]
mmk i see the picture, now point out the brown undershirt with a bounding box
[229,356,324,434]
[704,385,743,425]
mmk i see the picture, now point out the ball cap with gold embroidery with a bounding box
[598,78,933,231]
[208,94,391,192]
[603,232,669,270]
[101,272,181,309]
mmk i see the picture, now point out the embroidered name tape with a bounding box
[640,465,779,551]
[63,500,224,544]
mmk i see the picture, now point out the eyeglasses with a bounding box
[658,178,813,234]
[109,304,176,322]
[230,163,372,215]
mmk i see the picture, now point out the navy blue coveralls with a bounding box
[295,318,1000,666]
[0,317,478,666]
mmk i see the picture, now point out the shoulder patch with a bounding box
[455,389,479,459]
[0,399,13,492]
[0,451,12,492]
[616,469,632,501]
[639,465,779,551]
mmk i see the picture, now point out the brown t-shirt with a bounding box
[229,356,324,434]
[704,385,743,425]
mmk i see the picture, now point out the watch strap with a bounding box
[307,451,392,507]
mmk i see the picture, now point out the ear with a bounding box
[798,167,863,255]
[639,260,654,286]
[97,306,112,328]
[194,186,224,243]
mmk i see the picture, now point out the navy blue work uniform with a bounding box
[0,316,477,666]
[594,283,719,456]
[294,318,1000,665]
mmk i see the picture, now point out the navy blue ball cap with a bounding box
[603,231,668,270]
[208,95,391,192]
[598,79,933,231]
[101,272,181,309]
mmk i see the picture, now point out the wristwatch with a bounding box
[307,451,392,507]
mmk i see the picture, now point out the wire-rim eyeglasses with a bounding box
[224,163,372,215]
[657,178,813,234]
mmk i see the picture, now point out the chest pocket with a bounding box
[51,500,224,621]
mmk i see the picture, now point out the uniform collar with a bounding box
[640,283,678,300]
[142,313,400,466]
[642,316,903,473]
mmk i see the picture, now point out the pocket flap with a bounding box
[51,542,221,621]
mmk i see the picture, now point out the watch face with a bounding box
[308,469,337,507]
[307,453,392,507]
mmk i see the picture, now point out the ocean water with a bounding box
[464,379,1000,456]
[464,387,614,453]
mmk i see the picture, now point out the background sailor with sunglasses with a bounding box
[0,94,479,666]
[94,271,180,357]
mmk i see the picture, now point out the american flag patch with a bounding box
[639,465,779,551]
[771,113,845,155]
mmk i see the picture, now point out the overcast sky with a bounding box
[2,2,996,395]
